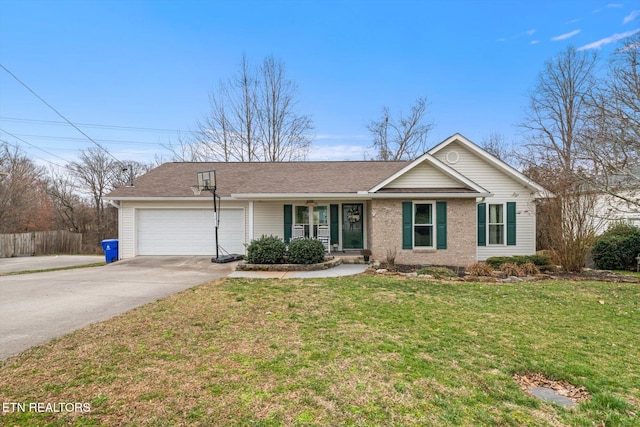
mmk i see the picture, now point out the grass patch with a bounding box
[614,270,640,278]
[0,262,106,276]
[1,276,638,426]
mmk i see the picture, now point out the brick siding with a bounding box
[369,199,476,267]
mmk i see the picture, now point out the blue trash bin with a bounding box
[101,239,119,263]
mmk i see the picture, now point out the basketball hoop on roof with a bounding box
[193,170,243,264]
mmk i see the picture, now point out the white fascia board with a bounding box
[103,196,235,202]
[367,192,492,199]
[368,151,489,194]
[428,133,548,195]
[230,193,365,200]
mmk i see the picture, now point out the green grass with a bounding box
[0,262,106,276]
[1,276,638,426]
[614,270,640,278]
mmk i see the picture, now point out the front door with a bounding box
[342,203,363,249]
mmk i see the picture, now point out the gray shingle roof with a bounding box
[107,161,412,198]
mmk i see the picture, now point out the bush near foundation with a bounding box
[246,235,286,264]
[486,254,553,271]
[287,238,326,265]
[592,223,640,271]
[466,262,495,277]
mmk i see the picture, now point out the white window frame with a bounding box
[294,204,329,239]
[413,201,435,248]
[488,203,505,245]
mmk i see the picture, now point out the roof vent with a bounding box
[446,150,459,164]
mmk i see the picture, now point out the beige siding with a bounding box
[385,163,462,188]
[119,206,136,259]
[253,202,285,240]
[593,192,640,234]
[433,141,538,259]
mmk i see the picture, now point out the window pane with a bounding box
[489,204,503,224]
[295,206,308,224]
[489,224,504,244]
[414,225,433,247]
[414,204,432,225]
[314,206,328,225]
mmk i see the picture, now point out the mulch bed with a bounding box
[370,264,640,283]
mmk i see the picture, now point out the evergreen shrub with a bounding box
[592,223,640,271]
[288,238,326,265]
[246,235,286,264]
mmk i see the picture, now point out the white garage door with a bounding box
[137,209,245,255]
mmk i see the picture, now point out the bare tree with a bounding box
[480,132,514,163]
[178,54,313,162]
[45,166,89,233]
[581,34,640,214]
[551,186,605,272]
[519,47,600,271]
[67,148,123,241]
[258,56,313,161]
[519,46,598,176]
[367,97,433,161]
[0,142,54,232]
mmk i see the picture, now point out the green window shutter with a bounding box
[436,201,447,249]
[284,204,292,243]
[402,202,413,249]
[506,202,516,246]
[477,203,486,247]
[330,204,339,243]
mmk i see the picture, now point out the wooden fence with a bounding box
[0,230,82,258]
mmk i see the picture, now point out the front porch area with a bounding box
[283,202,367,252]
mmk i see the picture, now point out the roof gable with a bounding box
[369,151,489,195]
[428,133,548,196]
[384,162,462,188]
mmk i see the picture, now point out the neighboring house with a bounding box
[105,133,548,267]
[590,168,640,234]
[592,191,640,234]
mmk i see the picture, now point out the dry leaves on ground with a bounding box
[513,372,591,403]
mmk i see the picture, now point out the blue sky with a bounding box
[1,0,639,166]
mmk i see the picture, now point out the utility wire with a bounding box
[0,116,188,135]
[0,63,125,166]
[9,132,164,146]
[0,131,67,169]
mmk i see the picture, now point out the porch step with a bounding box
[337,255,368,265]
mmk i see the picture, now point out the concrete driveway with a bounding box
[0,255,105,273]
[0,256,236,360]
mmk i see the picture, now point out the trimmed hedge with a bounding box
[485,254,553,271]
[592,223,640,271]
[246,235,286,264]
[288,238,326,265]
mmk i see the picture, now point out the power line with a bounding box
[0,63,125,166]
[0,130,67,169]
[0,116,190,135]
[8,132,165,147]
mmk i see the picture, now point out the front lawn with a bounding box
[1,276,638,426]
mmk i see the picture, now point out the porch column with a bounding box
[248,201,254,241]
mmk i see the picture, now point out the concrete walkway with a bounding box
[228,263,369,279]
